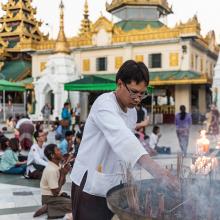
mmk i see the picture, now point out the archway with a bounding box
[43,84,54,115]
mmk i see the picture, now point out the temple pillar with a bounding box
[198,85,206,114]
[80,92,89,121]
[175,85,191,113]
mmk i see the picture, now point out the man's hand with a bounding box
[61,163,71,175]
[159,169,180,191]
[138,154,180,192]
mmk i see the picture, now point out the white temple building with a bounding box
[213,51,220,110]
[34,1,79,120]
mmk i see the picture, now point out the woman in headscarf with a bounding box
[175,105,192,156]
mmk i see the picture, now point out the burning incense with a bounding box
[145,188,152,217]
[157,193,165,220]
[177,153,183,179]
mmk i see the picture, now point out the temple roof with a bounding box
[106,0,173,14]
[0,60,31,81]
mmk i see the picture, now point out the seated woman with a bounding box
[0,138,27,174]
[34,144,72,219]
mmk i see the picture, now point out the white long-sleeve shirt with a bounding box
[26,143,48,173]
[70,92,147,197]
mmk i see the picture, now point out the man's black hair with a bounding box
[44,144,57,161]
[64,102,69,107]
[34,129,43,141]
[116,60,149,85]
[65,130,74,137]
[153,125,160,134]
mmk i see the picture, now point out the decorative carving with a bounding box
[91,16,114,33]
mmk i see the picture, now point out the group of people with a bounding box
[0,108,83,218]
[2,59,217,220]
[41,102,81,131]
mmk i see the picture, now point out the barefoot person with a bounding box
[70,60,179,220]
[34,144,72,219]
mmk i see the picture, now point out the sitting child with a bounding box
[149,125,171,154]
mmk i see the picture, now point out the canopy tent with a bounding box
[64,75,116,91]
[0,79,25,91]
[0,80,26,121]
[64,75,154,92]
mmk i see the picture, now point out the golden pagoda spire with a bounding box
[79,0,91,35]
[54,0,70,54]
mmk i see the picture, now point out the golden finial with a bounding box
[79,0,91,35]
[54,0,70,54]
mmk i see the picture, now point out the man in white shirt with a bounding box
[26,130,48,179]
[71,60,178,220]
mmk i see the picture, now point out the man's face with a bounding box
[37,132,47,142]
[118,80,147,108]
[53,147,63,161]
[66,135,73,142]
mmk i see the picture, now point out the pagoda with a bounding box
[106,0,173,31]
[0,0,47,81]
[34,0,79,120]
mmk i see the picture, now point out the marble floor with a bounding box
[0,174,72,220]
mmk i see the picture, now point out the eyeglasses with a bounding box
[124,83,148,100]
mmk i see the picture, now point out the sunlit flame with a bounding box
[191,156,218,175]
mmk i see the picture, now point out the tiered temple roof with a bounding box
[0,0,48,79]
